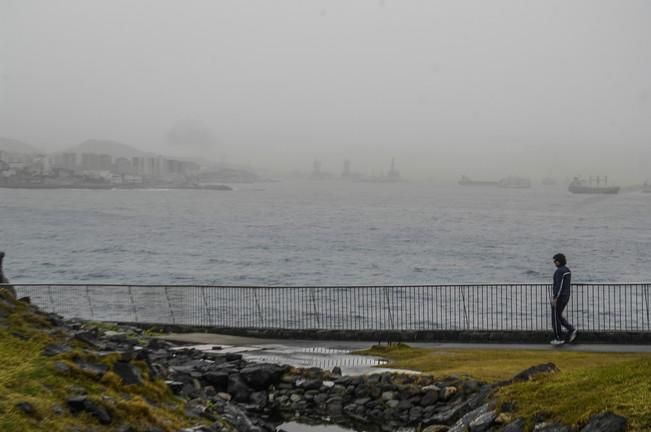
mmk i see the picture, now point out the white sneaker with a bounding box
[550,339,565,346]
[568,329,578,343]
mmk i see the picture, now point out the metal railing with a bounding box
[5,283,651,333]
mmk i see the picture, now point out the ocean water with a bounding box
[1,181,650,285]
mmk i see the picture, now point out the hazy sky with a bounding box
[1,0,650,180]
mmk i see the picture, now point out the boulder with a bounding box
[76,361,108,379]
[66,396,111,425]
[502,418,526,432]
[227,374,253,403]
[422,426,449,432]
[239,364,286,390]
[580,412,628,432]
[42,344,72,357]
[534,422,570,432]
[203,372,229,391]
[113,361,143,385]
[421,390,439,406]
[509,363,560,384]
[15,401,40,419]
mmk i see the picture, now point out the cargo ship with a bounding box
[568,177,619,194]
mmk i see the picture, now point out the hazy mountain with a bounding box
[0,137,41,154]
[65,139,148,158]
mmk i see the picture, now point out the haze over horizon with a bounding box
[2,0,650,181]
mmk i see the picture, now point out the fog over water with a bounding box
[2,0,651,181]
[2,183,650,285]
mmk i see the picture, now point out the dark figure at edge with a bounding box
[0,251,17,299]
[550,253,577,346]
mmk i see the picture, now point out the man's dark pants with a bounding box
[552,295,574,340]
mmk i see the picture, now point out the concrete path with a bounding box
[159,332,651,353]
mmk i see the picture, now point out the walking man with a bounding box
[550,253,577,346]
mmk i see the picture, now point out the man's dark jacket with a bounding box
[552,266,571,299]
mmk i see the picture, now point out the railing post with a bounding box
[310,289,320,327]
[164,286,176,325]
[201,287,213,326]
[253,289,264,326]
[85,285,94,320]
[645,283,650,332]
[48,284,56,314]
[127,286,138,323]
[383,287,395,331]
[460,286,470,329]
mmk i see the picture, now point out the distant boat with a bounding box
[643,181,651,193]
[458,176,499,186]
[498,177,531,189]
[568,177,619,194]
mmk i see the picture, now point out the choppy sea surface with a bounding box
[2,181,650,285]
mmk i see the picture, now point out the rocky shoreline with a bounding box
[2,289,630,432]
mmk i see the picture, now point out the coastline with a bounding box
[0,183,232,191]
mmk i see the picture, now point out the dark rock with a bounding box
[334,376,352,386]
[113,361,143,385]
[467,385,495,410]
[43,344,72,357]
[534,422,570,432]
[332,366,342,376]
[166,380,185,394]
[76,361,109,379]
[52,404,65,416]
[326,396,344,415]
[15,402,40,419]
[74,331,102,349]
[203,372,229,391]
[225,353,243,362]
[240,364,286,390]
[425,398,472,425]
[228,374,253,403]
[421,390,439,406]
[249,391,267,411]
[84,400,112,425]
[67,395,88,413]
[67,396,111,425]
[147,338,174,350]
[449,403,494,432]
[185,399,207,418]
[354,383,370,398]
[580,412,628,432]
[53,361,70,374]
[502,418,526,432]
[222,403,263,432]
[469,410,497,431]
[509,363,560,384]
[299,379,323,391]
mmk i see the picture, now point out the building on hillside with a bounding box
[81,153,112,171]
[114,157,132,175]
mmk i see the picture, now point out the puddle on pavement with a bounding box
[174,344,390,374]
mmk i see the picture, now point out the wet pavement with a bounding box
[160,332,651,353]
[169,342,391,375]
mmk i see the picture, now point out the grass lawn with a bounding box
[359,344,651,430]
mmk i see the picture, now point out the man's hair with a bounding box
[553,253,567,266]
